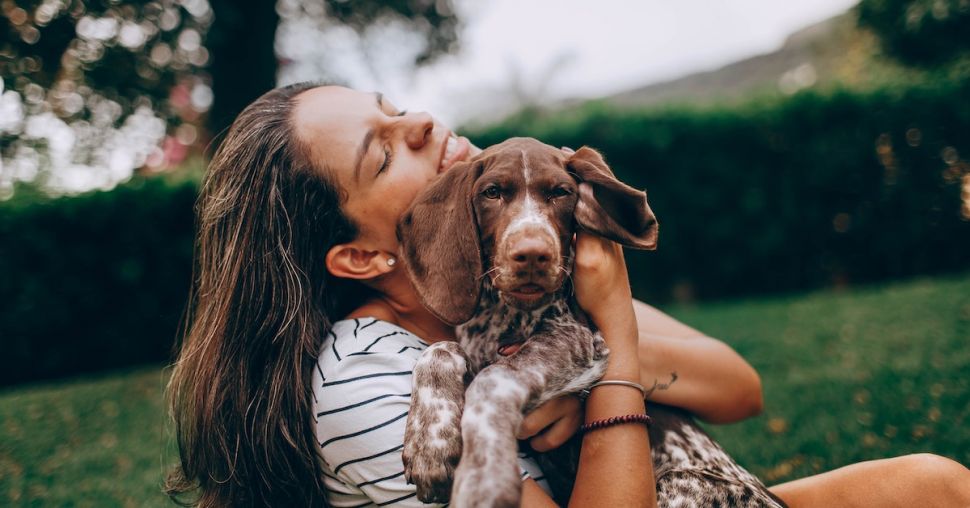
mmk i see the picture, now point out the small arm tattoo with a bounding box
[644,371,678,398]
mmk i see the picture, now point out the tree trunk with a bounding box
[206,0,280,142]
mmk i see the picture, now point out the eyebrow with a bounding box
[353,92,383,182]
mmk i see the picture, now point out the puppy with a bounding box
[398,138,784,508]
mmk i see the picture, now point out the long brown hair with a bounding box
[166,83,367,506]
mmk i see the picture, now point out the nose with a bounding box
[402,112,434,149]
[509,236,553,271]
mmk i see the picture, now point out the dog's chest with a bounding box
[456,293,573,373]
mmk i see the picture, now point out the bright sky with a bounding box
[310,0,860,127]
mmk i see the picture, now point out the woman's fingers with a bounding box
[573,231,632,332]
[529,407,582,452]
[517,396,582,446]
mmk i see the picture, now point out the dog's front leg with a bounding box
[450,363,534,508]
[403,341,470,503]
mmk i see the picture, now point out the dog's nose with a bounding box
[510,237,553,270]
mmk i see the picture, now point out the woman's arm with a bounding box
[561,233,657,507]
[516,301,764,453]
[632,300,764,423]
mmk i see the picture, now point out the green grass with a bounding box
[0,367,175,507]
[1,273,968,505]
[671,273,970,484]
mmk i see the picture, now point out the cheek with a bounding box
[396,167,431,194]
[380,175,429,230]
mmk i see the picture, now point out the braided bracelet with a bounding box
[580,413,653,434]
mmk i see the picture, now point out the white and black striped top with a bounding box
[313,317,550,507]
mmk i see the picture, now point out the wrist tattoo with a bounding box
[643,371,678,398]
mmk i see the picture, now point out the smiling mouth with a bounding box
[439,132,469,172]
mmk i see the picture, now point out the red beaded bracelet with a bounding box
[580,413,652,434]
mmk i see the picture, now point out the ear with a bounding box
[567,146,658,250]
[397,160,484,325]
[325,243,396,280]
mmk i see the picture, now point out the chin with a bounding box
[498,290,554,310]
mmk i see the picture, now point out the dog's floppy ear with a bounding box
[567,147,658,250]
[398,160,484,325]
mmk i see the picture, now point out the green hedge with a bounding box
[470,80,970,303]
[0,177,197,386]
[2,80,969,385]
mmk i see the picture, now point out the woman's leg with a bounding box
[769,453,970,508]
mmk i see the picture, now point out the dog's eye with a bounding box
[482,185,502,200]
[548,186,573,199]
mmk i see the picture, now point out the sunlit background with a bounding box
[1,0,969,505]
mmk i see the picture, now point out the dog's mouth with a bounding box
[496,280,559,310]
[506,283,545,300]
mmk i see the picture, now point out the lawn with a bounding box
[1,273,968,506]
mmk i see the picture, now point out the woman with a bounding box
[167,83,970,507]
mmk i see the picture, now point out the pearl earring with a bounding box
[386,257,397,267]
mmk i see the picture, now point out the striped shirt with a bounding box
[312,317,550,507]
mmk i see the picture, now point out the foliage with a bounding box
[208,0,461,138]
[0,0,213,193]
[3,79,969,386]
[1,0,462,195]
[857,0,970,66]
[469,79,970,303]
[316,0,459,66]
[1,273,967,505]
[0,175,197,386]
[1,0,211,118]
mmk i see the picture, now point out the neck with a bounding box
[353,269,456,343]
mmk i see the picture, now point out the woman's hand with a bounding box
[499,344,583,451]
[573,231,641,381]
[516,396,583,452]
[573,233,635,341]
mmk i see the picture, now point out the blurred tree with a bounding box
[206,0,460,141]
[1,0,460,195]
[857,0,970,66]
[1,0,213,195]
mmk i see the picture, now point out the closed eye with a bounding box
[377,147,393,175]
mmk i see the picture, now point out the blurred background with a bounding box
[1,0,968,505]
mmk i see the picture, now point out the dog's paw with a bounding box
[403,450,456,503]
[402,429,461,503]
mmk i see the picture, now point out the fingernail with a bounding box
[561,146,575,154]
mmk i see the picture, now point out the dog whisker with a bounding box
[479,266,502,281]
[556,264,576,297]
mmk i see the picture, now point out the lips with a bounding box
[438,132,470,173]
[505,283,547,302]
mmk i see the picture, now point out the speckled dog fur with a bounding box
[399,138,785,508]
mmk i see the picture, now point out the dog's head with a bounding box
[398,137,657,325]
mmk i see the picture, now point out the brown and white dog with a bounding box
[398,138,784,508]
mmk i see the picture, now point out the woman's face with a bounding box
[293,86,472,253]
